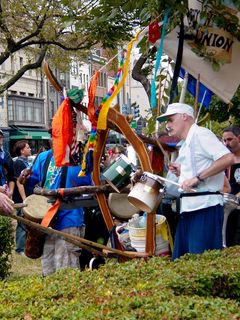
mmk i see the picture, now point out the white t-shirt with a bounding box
[177,123,230,213]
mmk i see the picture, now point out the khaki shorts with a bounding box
[41,226,85,276]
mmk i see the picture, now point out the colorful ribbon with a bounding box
[97,31,140,130]
[151,13,168,109]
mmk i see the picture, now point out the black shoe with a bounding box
[89,257,105,271]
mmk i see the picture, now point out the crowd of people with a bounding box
[0,102,240,275]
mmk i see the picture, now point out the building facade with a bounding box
[0,46,149,153]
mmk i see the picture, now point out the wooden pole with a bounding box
[1,212,148,259]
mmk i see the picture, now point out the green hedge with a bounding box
[0,247,239,319]
[0,216,14,280]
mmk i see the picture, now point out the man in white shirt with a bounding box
[157,103,234,260]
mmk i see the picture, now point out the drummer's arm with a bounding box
[222,175,231,193]
[16,179,26,201]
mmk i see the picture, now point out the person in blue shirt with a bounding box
[0,130,15,199]
[25,149,92,276]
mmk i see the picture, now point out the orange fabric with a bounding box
[41,189,65,228]
[88,71,99,126]
[52,98,73,167]
[41,199,61,228]
[149,147,164,173]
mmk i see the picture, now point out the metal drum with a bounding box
[128,172,165,213]
[222,193,239,247]
[108,193,140,220]
[103,154,133,193]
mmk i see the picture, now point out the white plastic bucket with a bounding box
[127,215,170,255]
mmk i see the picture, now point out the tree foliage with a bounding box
[0,0,136,94]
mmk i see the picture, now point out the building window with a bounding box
[8,100,13,121]
[71,61,78,76]
[103,73,107,87]
[25,100,34,121]
[19,57,23,68]
[10,56,15,72]
[7,96,44,124]
[95,96,102,107]
[9,90,17,95]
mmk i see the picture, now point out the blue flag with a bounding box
[180,69,213,109]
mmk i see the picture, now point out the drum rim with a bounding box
[23,194,52,220]
[142,171,163,185]
[116,153,132,165]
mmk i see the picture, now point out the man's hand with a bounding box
[18,168,31,185]
[0,193,14,215]
[131,169,143,185]
[169,162,181,177]
[0,185,7,194]
[181,177,199,191]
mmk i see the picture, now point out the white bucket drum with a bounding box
[127,214,170,255]
[128,172,165,213]
[103,154,133,193]
[222,193,239,247]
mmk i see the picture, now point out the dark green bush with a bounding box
[0,216,14,280]
[0,247,239,319]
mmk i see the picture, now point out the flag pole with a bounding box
[196,89,207,123]
[194,74,200,117]
[179,72,188,103]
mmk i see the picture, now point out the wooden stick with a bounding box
[2,212,148,259]
[29,147,43,173]
[34,184,114,196]
[157,176,197,192]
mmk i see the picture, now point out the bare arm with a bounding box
[7,181,14,198]
[16,179,26,201]
[181,153,235,191]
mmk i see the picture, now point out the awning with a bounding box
[10,131,50,140]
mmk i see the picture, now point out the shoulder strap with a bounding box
[60,166,68,188]
[41,151,53,187]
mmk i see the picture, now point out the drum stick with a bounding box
[13,203,28,209]
[28,147,43,175]
[157,176,197,193]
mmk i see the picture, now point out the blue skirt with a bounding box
[172,204,224,260]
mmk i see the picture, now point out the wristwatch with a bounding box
[196,174,204,182]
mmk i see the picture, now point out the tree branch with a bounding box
[0,46,47,95]
[132,47,157,100]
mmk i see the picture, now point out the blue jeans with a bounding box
[15,209,26,253]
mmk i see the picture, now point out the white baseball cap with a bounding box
[157,103,194,123]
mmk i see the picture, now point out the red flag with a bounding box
[148,20,161,44]
[88,70,99,127]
